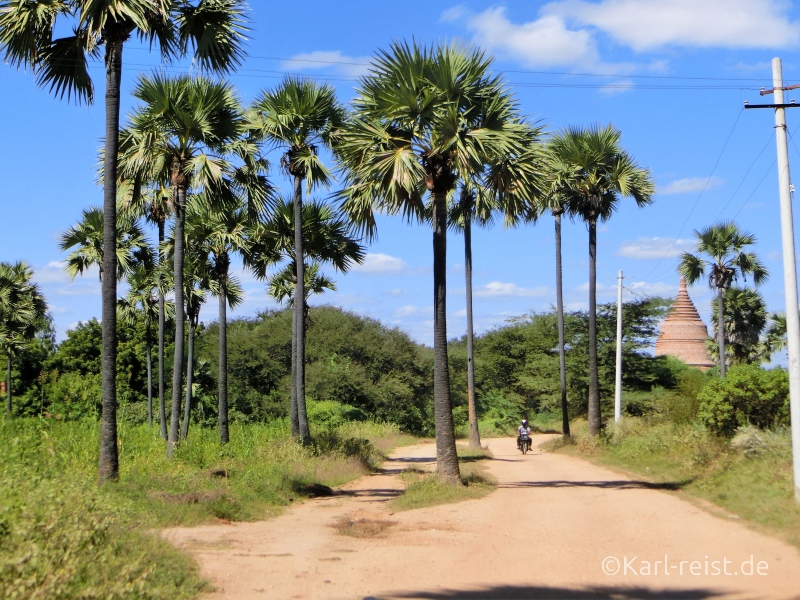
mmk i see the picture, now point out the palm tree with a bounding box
[184,199,250,443]
[337,41,539,481]
[247,197,365,435]
[1,0,248,484]
[679,221,768,377]
[707,287,768,366]
[250,77,345,441]
[117,260,173,428]
[0,262,48,416]
[123,73,245,457]
[548,125,654,437]
[60,207,149,282]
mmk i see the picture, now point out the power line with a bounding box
[711,132,775,222]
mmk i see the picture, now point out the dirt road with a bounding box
[163,436,800,599]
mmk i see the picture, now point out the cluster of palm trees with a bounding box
[2,0,658,484]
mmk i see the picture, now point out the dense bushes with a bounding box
[698,364,790,436]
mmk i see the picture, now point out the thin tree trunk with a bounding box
[218,275,230,444]
[433,193,461,483]
[168,181,186,458]
[587,218,601,437]
[146,312,152,428]
[290,306,299,436]
[555,211,570,437]
[158,218,167,440]
[293,175,309,440]
[99,38,123,484]
[182,320,195,441]
[718,288,727,377]
[464,209,481,449]
[6,354,11,417]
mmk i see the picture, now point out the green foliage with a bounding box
[697,364,789,436]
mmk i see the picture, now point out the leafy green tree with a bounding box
[247,197,364,437]
[1,0,248,484]
[547,125,654,436]
[679,221,768,377]
[0,262,48,415]
[337,41,539,482]
[250,77,346,441]
[123,73,245,457]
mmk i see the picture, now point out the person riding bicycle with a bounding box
[517,419,532,449]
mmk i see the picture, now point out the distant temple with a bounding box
[655,277,714,371]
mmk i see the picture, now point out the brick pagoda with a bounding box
[655,277,714,371]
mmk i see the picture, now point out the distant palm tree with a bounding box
[123,73,245,457]
[250,77,345,441]
[268,262,336,313]
[1,0,248,484]
[679,221,768,377]
[337,41,542,480]
[707,287,768,366]
[548,125,654,436]
[247,197,364,434]
[0,262,48,415]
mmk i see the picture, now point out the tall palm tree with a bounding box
[250,77,345,441]
[337,41,540,481]
[247,197,365,435]
[124,73,245,457]
[548,125,654,437]
[0,262,48,416]
[708,287,768,366]
[1,0,248,484]
[679,221,768,376]
[184,199,250,443]
[60,207,149,282]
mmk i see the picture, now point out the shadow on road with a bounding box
[368,584,726,599]
[499,479,693,491]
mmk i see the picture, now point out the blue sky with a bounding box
[2,0,800,352]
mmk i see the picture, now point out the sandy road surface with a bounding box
[163,436,800,599]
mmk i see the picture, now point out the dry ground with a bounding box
[163,435,800,599]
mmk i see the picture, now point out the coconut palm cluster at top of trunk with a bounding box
[0,0,249,483]
[336,41,543,482]
[0,262,48,416]
[678,221,769,377]
[248,78,347,441]
[546,125,654,437]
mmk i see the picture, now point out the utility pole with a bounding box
[745,57,800,502]
[614,270,624,423]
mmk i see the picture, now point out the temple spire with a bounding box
[655,278,714,371]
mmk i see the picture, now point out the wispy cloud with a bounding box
[279,51,371,78]
[617,237,694,259]
[474,281,551,299]
[352,253,416,275]
[659,176,723,195]
[598,80,635,95]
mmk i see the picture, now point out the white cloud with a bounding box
[394,305,432,318]
[440,5,470,23]
[659,176,723,195]
[617,237,694,259]
[279,51,371,78]
[352,253,411,275]
[598,80,635,95]
[474,281,551,299]
[546,0,799,51]
[33,261,78,285]
[455,6,634,74]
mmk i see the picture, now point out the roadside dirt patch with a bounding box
[333,514,397,538]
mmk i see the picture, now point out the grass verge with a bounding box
[545,418,800,547]
[0,417,415,598]
[388,444,496,511]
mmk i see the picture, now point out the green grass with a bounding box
[546,418,800,547]
[388,445,496,511]
[0,416,414,599]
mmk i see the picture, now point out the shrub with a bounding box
[697,365,789,436]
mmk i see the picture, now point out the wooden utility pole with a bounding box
[745,58,800,502]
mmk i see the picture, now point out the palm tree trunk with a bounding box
[182,320,195,441]
[433,193,461,483]
[146,312,152,428]
[158,218,167,440]
[6,354,11,417]
[463,210,481,449]
[587,218,601,437]
[99,38,123,484]
[290,306,299,437]
[293,175,309,441]
[218,276,230,444]
[718,288,727,377]
[169,182,186,458]
[554,211,570,437]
